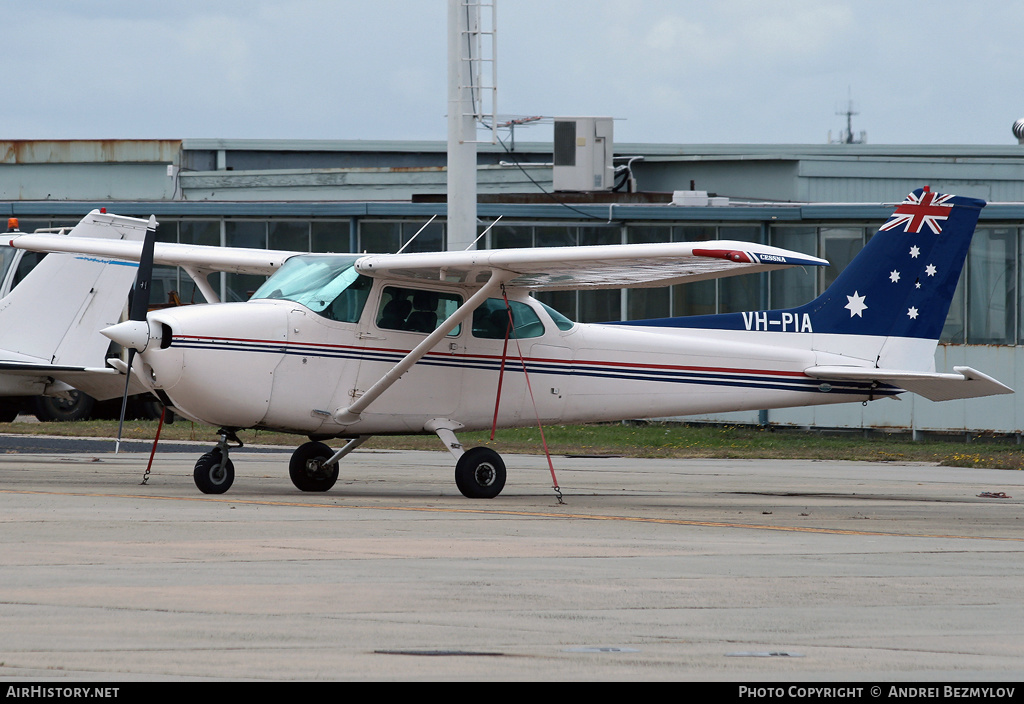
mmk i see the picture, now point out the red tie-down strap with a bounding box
[490,285,563,504]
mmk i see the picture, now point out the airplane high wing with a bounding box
[10,188,1013,500]
[353,241,827,289]
[11,233,825,291]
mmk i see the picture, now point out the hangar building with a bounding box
[2,137,1023,436]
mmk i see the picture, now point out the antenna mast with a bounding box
[447,1,497,251]
[828,90,867,145]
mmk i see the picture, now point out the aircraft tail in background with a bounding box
[0,210,153,399]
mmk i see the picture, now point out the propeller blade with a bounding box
[129,221,156,321]
[115,222,157,453]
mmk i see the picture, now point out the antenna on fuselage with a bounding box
[465,215,502,250]
[396,215,438,254]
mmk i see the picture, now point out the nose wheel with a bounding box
[193,429,241,494]
[194,449,235,494]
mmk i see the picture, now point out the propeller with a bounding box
[112,223,157,453]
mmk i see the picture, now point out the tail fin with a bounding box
[622,187,984,358]
[793,187,984,344]
[619,188,1010,400]
[0,210,152,367]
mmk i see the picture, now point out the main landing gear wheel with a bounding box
[289,441,340,492]
[194,449,235,494]
[455,447,506,499]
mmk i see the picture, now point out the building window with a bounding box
[967,228,1016,344]
[312,221,352,253]
[819,227,866,290]
[941,271,967,344]
[175,220,222,304]
[269,220,310,252]
[358,222,400,253]
[225,221,267,301]
[360,220,446,253]
[769,226,817,309]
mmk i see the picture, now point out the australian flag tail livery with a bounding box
[798,186,982,340]
[619,187,1012,402]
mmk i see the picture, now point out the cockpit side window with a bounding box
[324,274,372,322]
[376,286,463,335]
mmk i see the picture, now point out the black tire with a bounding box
[289,441,339,492]
[455,447,506,499]
[194,449,234,494]
[0,403,19,423]
[32,391,95,422]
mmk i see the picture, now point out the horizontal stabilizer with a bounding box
[0,362,148,400]
[805,365,1013,402]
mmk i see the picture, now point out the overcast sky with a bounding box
[5,1,1022,145]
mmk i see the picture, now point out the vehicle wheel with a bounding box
[455,447,506,499]
[194,449,234,494]
[0,403,19,423]
[289,441,339,492]
[32,391,95,422]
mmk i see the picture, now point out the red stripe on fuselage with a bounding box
[172,335,811,380]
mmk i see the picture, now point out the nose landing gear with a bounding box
[193,428,242,494]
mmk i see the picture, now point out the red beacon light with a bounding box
[7,218,19,232]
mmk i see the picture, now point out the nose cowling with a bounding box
[133,302,289,429]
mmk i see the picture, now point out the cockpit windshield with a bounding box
[251,255,372,322]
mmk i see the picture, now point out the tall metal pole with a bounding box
[447,0,479,251]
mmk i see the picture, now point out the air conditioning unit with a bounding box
[553,117,614,191]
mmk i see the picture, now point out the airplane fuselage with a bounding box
[139,285,890,438]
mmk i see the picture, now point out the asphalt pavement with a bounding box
[0,445,1021,682]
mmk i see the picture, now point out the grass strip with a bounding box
[2,419,1021,470]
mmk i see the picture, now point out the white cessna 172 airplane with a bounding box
[9,188,1012,498]
[0,210,152,417]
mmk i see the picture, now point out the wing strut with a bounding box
[332,271,510,425]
